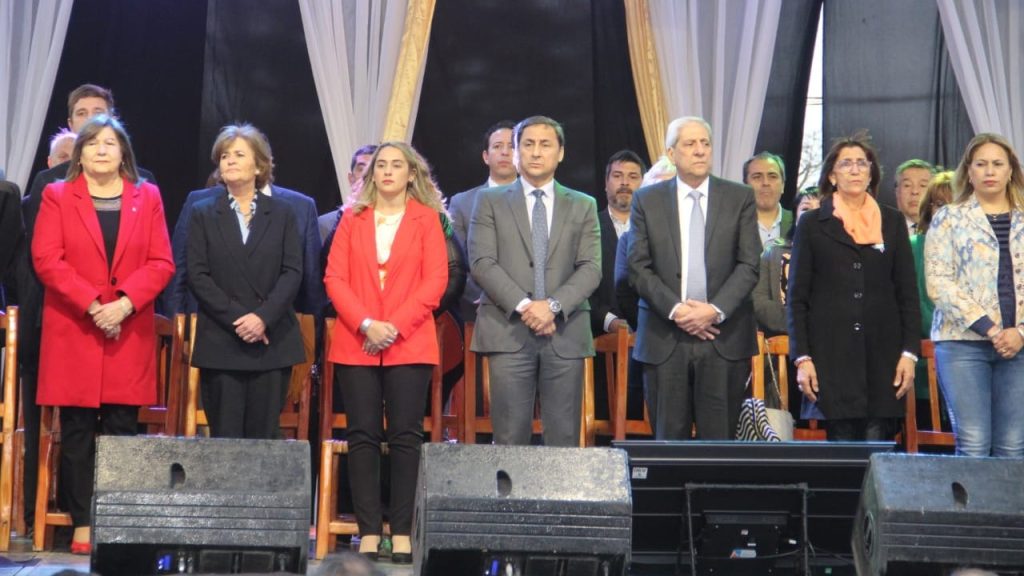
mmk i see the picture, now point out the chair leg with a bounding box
[32,407,53,552]
[316,440,336,560]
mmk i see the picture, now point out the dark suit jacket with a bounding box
[589,209,626,335]
[628,176,761,363]
[16,166,157,361]
[449,183,487,321]
[468,179,601,358]
[787,197,919,419]
[613,229,638,329]
[0,180,22,294]
[164,185,323,316]
[187,192,304,371]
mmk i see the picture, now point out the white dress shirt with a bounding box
[516,178,556,312]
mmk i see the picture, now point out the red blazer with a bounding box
[32,176,175,407]
[325,198,448,366]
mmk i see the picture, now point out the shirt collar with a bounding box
[676,175,710,197]
[522,178,555,199]
[260,183,272,196]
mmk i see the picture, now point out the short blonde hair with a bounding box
[210,124,274,190]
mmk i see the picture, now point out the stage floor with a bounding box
[0,534,414,575]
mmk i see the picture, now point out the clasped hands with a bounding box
[234,313,269,345]
[672,299,720,340]
[363,320,399,355]
[522,300,555,336]
[88,297,132,339]
[989,326,1024,360]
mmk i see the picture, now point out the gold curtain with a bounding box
[382,0,437,142]
[624,0,669,164]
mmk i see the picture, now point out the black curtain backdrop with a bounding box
[413,0,644,206]
[823,0,974,208]
[32,0,208,229]
[200,0,339,215]
[754,0,822,209]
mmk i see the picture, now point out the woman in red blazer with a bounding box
[32,115,174,553]
[324,142,448,563]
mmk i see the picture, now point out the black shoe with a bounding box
[391,552,412,565]
[360,550,379,562]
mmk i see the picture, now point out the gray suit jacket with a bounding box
[468,179,601,358]
[628,175,760,363]
[449,183,487,321]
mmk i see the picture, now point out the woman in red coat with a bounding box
[32,115,174,553]
[324,142,447,563]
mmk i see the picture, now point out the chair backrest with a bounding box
[903,340,955,452]
[319,318,348,443]
[593,326,648,440]
[138,314,186,435]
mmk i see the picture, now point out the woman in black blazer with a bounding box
[787,134,920,441]
[187,124,304,438]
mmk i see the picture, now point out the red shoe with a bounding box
[70,540,92,555]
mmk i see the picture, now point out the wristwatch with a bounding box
[547,298,562,314]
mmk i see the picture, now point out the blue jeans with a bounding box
[935,340,1024,457]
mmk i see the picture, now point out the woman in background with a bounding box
[33,115,174,553]
[324,142,448,563]
[788,134,920,441]
[926,134,1024,457]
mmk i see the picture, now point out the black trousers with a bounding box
[336,363,430,537]
[826,418,897,441]
[201,368,290,439]
[60,404,138,527]
[644,339,748,440]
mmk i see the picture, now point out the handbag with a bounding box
[736,397,781,442]
[764,350,795,441]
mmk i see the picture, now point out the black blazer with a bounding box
[787,196,920,419]
[0,180,22,292]
[187,192,304,371]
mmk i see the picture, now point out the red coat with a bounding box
[32,176,175,407]
[324,198,447,366]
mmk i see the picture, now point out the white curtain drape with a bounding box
[0,0,74,191]
[298,0,412,203]
[648,0,782,180]
[937,0,1023,150]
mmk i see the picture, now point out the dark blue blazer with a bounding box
[162,184,324,315]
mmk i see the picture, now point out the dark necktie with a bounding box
[686,189,706,301]
[531,189,548,299]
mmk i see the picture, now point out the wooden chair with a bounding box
[0,307,20,551]
[461,322,595,446]
[315,314,465,559]
[593,326,652,441]
[33,313,185,551]
[183,313,314,439]
[753,334,827,441]
[903,340,955,453]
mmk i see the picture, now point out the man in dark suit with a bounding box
[743,151,793,249]
[629,116,761,440]
[17,83,157,533]
[317,144,377,244]
[449,120,516,322]
[0,179,21,299]
[591,150,645,336]
[469,116,601,447]
[162,181,323,316]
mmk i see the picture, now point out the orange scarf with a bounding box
[831,193,883,245]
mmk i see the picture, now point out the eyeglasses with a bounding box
[835,159,872,172]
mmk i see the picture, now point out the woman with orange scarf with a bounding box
[786,134,920,441]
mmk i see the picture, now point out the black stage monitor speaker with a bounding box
[91,436,310,575]
[412,443,632,576]
[853,453,1024,575]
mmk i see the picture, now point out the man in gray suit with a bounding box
[449,120,516,321]
[469,116,601,446]
[629,116,761,440]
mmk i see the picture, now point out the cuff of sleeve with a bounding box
[668,303,682,321]
[970,316,996,338]
[710,304,726,324]
[794,355,812,366]
[901,350,918,363]
[603,312,618,333]
[515,298,532,314]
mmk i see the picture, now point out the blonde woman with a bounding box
[324,142,448,563]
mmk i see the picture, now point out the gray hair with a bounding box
[664,116,713,149]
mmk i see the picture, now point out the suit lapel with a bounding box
[546,182,570,261]
[245,192,273,257]
[214,194,250,275]
[382,201,428,297]
[662,179,682,265]
[818,197,859,249]
[358,208,381,290]
[111,179,141,271]
[966,198,997,241]
[505,181,534,258]
[70,177,107,263]
[704,178,723,251]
